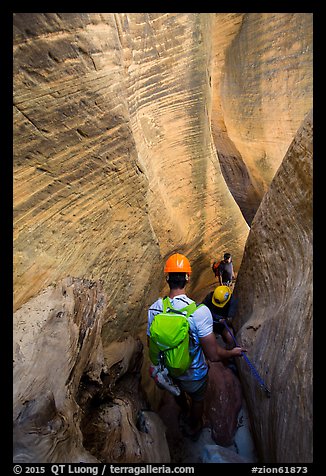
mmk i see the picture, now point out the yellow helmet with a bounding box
[212,285,232,307]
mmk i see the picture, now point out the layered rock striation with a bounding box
[212,13,312,222]
[13,13,251,341]
[13,13,313,464]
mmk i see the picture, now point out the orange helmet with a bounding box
[164,253,192,274]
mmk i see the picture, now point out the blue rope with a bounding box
[223,320,271,397]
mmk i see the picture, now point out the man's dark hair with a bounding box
[166,272,188,289]
[224,253,231,260]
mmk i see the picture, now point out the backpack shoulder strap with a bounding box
[162,296,173,313]
[180,301,204,318]
[162,298,204,317]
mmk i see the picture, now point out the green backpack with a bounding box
[149,297,203,378]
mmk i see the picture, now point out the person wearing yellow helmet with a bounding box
[147,252,246,441]
[201,285,237,347]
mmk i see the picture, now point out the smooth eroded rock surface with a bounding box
[232,110,313,463]
[13,278,170,463]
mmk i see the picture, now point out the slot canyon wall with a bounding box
[233,110,313,463]
[211,13,312,223]
[13,13,313,463]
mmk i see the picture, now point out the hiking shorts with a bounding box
[176,376,208,402]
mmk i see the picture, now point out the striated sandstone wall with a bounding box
[13,13,313,463]
[211,13,312,223]
[233,110,313,463]
[13,13,250,341]
[216,13,312,214]
[13,13,162,344]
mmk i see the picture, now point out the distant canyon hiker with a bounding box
[147,252,246,441]
[214,252,235,286]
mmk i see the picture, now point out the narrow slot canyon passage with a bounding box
[80,274,260,465]
[144,276,259,464]
[13,13,313,465]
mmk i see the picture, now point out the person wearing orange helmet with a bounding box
[147,252,246,441]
